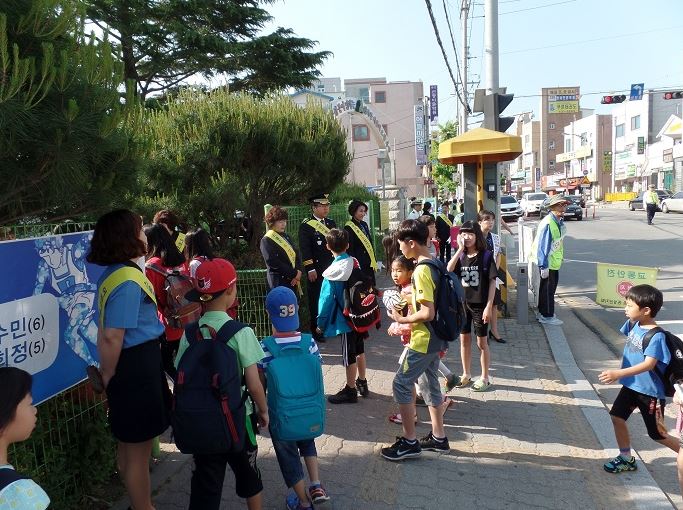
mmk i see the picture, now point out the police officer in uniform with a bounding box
[299,194,337,342]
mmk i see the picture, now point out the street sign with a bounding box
[582,169,588,176]
[630,83,644,101]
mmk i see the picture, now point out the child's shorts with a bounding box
[609,386,667,441]
[393,349,442,407]
[460,303,488,338]
[341,330,364,367]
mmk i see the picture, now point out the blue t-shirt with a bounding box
[97,264,164,348]
[620,320,670,399]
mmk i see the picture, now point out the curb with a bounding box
[561,295,625,358]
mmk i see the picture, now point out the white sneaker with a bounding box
[538,316,563,326]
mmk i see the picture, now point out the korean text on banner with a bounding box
[596,262,658,308]
[0,232,104,404]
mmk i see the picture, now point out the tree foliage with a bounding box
[430,120,459,196]
[86,0,331,99]
[0,0,140,225]
[133,89,351,244]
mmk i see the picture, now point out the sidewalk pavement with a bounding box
[113,277,678,510]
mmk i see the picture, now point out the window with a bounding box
[375,91,386,103]
[549,160,555,169]
[580,132,587,146]
[631,115,641,130]
[565,139,571,152]
[524,134,529,144]
[359,87,370,103]
[352,125,370,141]
[549,140,555,150]
[317,84,325,92]
[382,124,388,135]
[616,124,625,137]
[549,123,556,130]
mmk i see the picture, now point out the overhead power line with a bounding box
[441,0,465,104]
[424,0,471,113]
[472,0,577,18]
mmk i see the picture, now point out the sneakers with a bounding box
[286,493,313,510]
[327,385,358,404]
[381,436,421,461]
[309,483,330,504]
[444,373,458,393]
[538,315,563,326]
[603,455,637,473]
[355,378,369,397]
[419,432,450,452]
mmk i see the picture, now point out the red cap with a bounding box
[185,258,237,302]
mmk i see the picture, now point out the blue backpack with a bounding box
[172,320,248,455]
[262,334,325,441]
[416,258,467,342]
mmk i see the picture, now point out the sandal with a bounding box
[454,375,472,388]
[441,397,454,415]
[388,413,418,424]
[472,379,492,392]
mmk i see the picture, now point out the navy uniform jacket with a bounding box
[435,213,455,241]
[298,216,337,276]
[259,232,302,290]
[344,219,375,283]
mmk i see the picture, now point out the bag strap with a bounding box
[214,320,248,343]
[642,326,669,388]
[145,262,168,277]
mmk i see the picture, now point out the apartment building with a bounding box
[509,113,540,195]
[539,86,581,184]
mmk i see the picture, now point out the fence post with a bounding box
[516,262,528,325]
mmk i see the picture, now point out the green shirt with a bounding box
[174,311,265,443]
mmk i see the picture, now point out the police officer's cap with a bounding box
[309,194,331,205]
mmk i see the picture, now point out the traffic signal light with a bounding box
[483,92,515,132]
[601,95,626,104]
[664,91,683,100]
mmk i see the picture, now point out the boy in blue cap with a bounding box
[259,286,330,510]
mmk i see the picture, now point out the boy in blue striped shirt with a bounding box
[259,286,329,510]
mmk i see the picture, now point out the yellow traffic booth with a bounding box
[438,127,522,316]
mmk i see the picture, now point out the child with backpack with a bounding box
[380,220,450,461]
[446,220,497,392]
[259,286,329,510]
[478,209,506,344]
[0,367,50,509]
[174,258,268,510]
[144,223,200,378]
[598,284,680,473]
[317,228,371,404]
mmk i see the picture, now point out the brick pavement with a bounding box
[114,282,648,510]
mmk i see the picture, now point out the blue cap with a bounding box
[265,286,300,332]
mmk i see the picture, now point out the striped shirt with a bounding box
[258,332,322,369]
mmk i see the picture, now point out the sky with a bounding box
[264,0,683,129]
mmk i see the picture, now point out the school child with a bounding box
[0,367,50,509]
[418,215,440,260]
[478,209,506,344]
[446,220,497,392]
[598,284,680,473]
[175,258,268,510]
[317,228,368,404]
[380,219,449,461]
[259,286,329,510]
[184,228,215,278]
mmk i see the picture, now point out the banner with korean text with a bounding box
[0,232,104,404]
[596,262,658,308]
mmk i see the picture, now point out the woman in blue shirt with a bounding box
[87,209,171,510]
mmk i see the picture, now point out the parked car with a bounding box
[500,195,523,219]
[565,194,586,208]
[662,191,683,213]
[519,192,548,216]
[627,189,672,211]
[539,196,583,221]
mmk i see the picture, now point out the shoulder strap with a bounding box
[0,467,27,489]
[145,263,168,277]
[262,336,278,356]
[184,322,201,346]
[215,320,248,344]
[642,326,665,351]
[300,333,312,352]
[98,266,157,328]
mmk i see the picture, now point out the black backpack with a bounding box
[415,258,467,342]
[338,261,381,333]
[172,320,248,454]
[642,327,683,398]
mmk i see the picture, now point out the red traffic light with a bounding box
[664,91,683,100]
[601,95,626,104]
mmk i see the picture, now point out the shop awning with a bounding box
[438,127,522,165]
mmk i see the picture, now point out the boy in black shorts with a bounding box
[598,284,679,473]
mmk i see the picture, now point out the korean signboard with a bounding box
[547,87,580,114]
[0,232,104,404]
[414,103,427,166]
[596,263,658,308]
[429,85,438,124]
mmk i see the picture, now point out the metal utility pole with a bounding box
[460,0,469,134]
[484,0,499,93]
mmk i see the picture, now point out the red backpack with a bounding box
[146,263,202,328]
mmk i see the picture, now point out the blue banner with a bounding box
[0,232,103,404]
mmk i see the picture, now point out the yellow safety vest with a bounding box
[529,215,565,270]
[98,266,156,329]
[345,220,377,270]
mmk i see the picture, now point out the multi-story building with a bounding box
[608,90,681,192]
[539,86,581,187]
[557,114,612,200]
[509,113,540,195]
